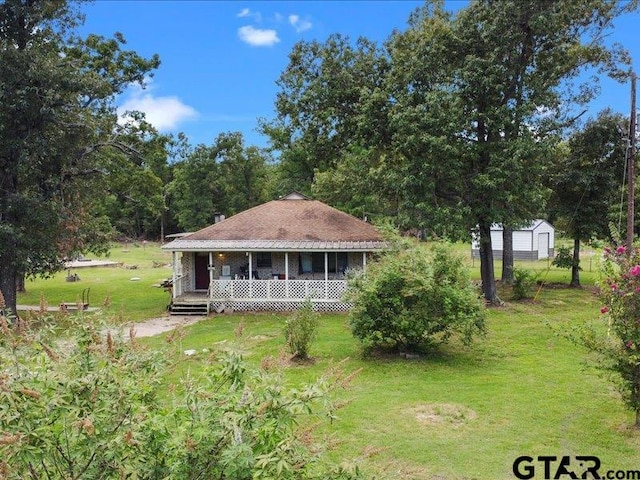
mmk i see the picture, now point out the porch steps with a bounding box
[168,302,209,316]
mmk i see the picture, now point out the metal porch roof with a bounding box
[161,239,386,252]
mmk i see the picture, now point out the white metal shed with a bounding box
[471,220,555,260]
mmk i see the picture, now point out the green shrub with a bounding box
[347,243,486,354]
[284,298,319,359]
[552,245,580,271]
[512,267,537,300]
[0,313,364,479]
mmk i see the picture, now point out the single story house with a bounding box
[471,220,555,260]
[162,192,385,313]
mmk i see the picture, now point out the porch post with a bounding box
[208,251,214,284]
[172,251,177,298]
[285,252,290,298]
[324,252,329,299]
[248,252,253,298]
[362,252,367,271]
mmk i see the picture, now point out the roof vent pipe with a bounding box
[214,212,225,223]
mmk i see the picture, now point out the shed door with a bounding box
[538,233,549,260]
[194,253,210,290]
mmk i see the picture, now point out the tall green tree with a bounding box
[549,109,628,286]
[94,116,182,240]
[311,147,406,225]
[169,143,222,232]
[387,0,635,303]
[169,132,270,232]
[0,0,160,313]
[262,33,448,235]
[217,134,270,215]
[159,131,191,241]
[260,34,391,195]
[264,1,636,304]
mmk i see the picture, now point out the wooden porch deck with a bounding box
[174,292,208,304]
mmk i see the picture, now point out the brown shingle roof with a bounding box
[188,198,382,242]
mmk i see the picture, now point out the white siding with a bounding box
[531,221,555,250]
[537,233,550,259]
[531,220,555,259]
[513,231,533,251]
[471,220,555,259]
[490,230,503,250]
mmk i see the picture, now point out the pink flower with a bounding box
[617,246,626,255]
[604,247,612,254]
[611,284,618,291]
[630,265,640,277]
[600,306,609,314]
[626,341,635,350]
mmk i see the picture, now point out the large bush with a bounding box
[0,310,364,479]
[284,298,319,360]
[571,245,640,427]
[347,243,486,354]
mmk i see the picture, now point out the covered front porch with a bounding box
[169,249,368,312]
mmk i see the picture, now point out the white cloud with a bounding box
[237,8,261,22]
[118,87,198,131]
[238,25,280,47]
[288,14,312,33]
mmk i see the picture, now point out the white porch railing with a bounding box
[173,274,187,298]
[208,279,348,302]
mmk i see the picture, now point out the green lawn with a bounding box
[18,241,173,322]
[18,241,638,479]
[17,240,599,323]
[142,287,640,479]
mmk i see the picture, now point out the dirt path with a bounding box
[107,315,207,338]
[18,305,209,338]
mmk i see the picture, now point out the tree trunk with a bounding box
[479,219,500,304]
[0,262,18,317]
[0,185,18,315]
[570,237,581,288]
[16,272,25,293]
[502,226,514,285]
[0,163,19,316]
[160,205,165,244]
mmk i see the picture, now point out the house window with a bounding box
[256,252,272,268]
[299,253,312,273]
[308,252,349,273]
[312,253,325,273]
[336,252,348,272]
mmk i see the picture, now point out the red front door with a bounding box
[194,253,209,290]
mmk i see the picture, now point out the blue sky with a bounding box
[78,1,640,149]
